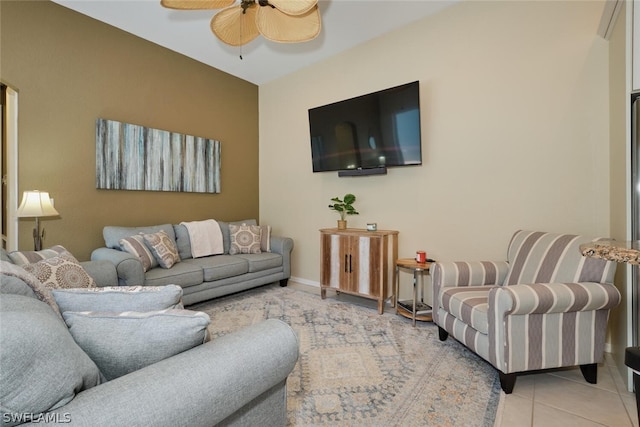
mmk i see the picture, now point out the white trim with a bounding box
[598,0,623,40]
[5,87,18,251]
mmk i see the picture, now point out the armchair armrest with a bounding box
[490,282,621,316]
[47,319,299,427]
[432,261,509,326]
[432,261,510,288]
[90,248,145,287]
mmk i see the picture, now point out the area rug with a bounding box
[190,285,502,426]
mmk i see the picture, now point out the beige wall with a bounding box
[260,1,611,291]
[1,1,259,260]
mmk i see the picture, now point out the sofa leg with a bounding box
[499,372,517,394]
[580,363,597,384]
[279,279,288,287]
[438,327,448,341]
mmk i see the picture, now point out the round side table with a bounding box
[394,258,432,326]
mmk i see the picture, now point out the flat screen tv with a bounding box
[308,81,422,175]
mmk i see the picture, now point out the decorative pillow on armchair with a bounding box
[22,253,97,290]
[52,284,184,313]
[142,230,181,269]
[63,309,211,380]
[229,224,262,255]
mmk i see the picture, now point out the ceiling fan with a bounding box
[161,0,322,47]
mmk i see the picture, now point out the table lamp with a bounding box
[16,190,59,251]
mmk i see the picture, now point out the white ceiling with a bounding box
[51,0,457,85]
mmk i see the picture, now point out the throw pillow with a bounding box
[119,235,158,272]
[22,253,97,290]
[142,230,181,269]
[1,260,61,317]
[63,309,211,380]
[260,225,271,252]
[8,244,69,266]
[1,295,101,422]
[52,285,184,313]
[229,224,262,255]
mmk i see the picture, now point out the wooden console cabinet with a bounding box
[319,228,399,314]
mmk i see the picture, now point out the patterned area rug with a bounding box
[190,285,501,426]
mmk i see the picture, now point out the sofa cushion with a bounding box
[144,262,204,288]
[62,309,210,381]
[103,224,175,250]
[7,244,68,266]
[183,256,250,282]
[229,224,262,255]
[236,253,283,273]
[0,295,101,424]
[119,235,158,272]
[143,230,181,269]
[22,253,97,290]
[439,286,490,334]
[52,285,184,313]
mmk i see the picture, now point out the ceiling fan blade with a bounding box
[211,4,260,46]
[161,0,235,10]
[256,5,321,43]
[268,0,318,16]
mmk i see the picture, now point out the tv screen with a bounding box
[308,81,422,173]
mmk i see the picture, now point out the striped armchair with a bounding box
[432,230,620,394]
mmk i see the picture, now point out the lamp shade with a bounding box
[16,191,59,218]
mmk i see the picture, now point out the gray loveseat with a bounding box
[91,219,294,305]
[0,250,299,426]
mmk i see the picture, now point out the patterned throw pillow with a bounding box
[119,235,158,272]
[142,230,180,269]
[22,253,97,290]
[229,224,262,255]
[8,245,69,266]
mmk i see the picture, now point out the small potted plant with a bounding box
[329,194,359,229]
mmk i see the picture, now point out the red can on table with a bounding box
[416,251,426,263]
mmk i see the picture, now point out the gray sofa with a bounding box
[91,219,294,305]
[0,250,299,427]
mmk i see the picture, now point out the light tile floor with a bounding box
[494,354,638,427]
[288,281,638,427]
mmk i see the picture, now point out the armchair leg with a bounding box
[499,372,517,394]
[580,363,598,384]
[438,327,448,341]
[279,279,288,287]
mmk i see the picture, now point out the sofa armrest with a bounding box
[44,319,299,427]
[269,236,294,278]
[79,260,118,287]
[90,248,145,287]
[490,282,621,316]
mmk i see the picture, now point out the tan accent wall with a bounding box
[1,1,258,260]
[260,0,612,295]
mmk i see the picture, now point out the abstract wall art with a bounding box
[96,118,221,193]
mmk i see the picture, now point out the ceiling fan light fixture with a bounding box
[256,4,321,43]
[161,0,234,10]
[211,3,260,46]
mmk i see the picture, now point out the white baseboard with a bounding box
[289,276,320,288]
